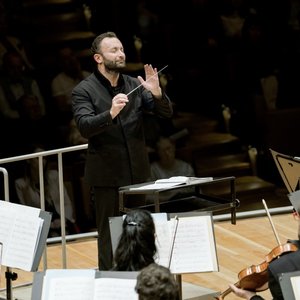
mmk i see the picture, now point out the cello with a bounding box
[215,199,298,299]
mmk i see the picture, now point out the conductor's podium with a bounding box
[119,176,238,224]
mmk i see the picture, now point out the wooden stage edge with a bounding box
[0,205,297,300]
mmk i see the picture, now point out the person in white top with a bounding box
[15,145,77,236]
[149,136,195,201]
[51,47,90,122]
[150,136,195,180]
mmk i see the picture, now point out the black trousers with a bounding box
[93,186,120,270]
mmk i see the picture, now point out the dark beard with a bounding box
[103,59,126,72]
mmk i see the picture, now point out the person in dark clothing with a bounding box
[229,215,300,300]
[112,209,157,271]
[72,31,173,270]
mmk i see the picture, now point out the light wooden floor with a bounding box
[1,208,297,300]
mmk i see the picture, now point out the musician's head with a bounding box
[135,263,179,300]
[113,209,157,271]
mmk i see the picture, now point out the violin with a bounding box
[215,242,298,299]
[215,199,299,300]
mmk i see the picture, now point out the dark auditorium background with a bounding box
[1,0,300,228]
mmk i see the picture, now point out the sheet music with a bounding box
[94,278,138,300]
[0,200,40,217]
[129,182,185,190]
[4,216,43,271]
[0,242,2,282]
[41,269,138,300]
[42,269,95,300]
[153,215,172,267]
[169,216,218,274]
[110,213,218,275]
[291,276,300,300]
[129,177,213,190]
[154,214,218,274]
[0,201,44,271]
[47,277,94,300]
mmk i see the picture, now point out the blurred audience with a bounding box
[2,94,59,157]
[68,118,88,146]
[14,144,79,237]
[51,47,90,124]
[0,50,45,120]
[0,2,34,71]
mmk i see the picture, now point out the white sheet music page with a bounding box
[168,215,218,274]
[42,269,95,300]
[41,269,138,300]
[153,214,218,274]
[0,242,2,280]
[0,200,43,271]
[129,176,213,190]
[291,276,300,300]
[153,213,171,267]
[93,278,138,300]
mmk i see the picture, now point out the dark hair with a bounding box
[135,263,179,300]
[112,209,156,271]
[91,31,118,54]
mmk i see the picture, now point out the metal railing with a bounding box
[0,144,98,271]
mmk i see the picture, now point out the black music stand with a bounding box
[279,270,300,300]
[109,211,219,300]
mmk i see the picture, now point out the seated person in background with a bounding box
[229,211,300,300]
[149,136,196,201]
[11,94,58,152]
[14,144,79,237]
[112,209,157,271]
[135,263,179,300]
[68,118,88,146]
[0,50,45,120]
[66,118,88,161]
[0,5,34,71]
[143,72,176,151]
[51,47,90,124]
[150,136,195,180]
[2,94,59,158]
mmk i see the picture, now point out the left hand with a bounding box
[137,64,162,98]
[229,284,257,300]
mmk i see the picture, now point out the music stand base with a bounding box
[4,269,18,300]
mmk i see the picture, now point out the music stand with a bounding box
[269,148,300,193]
[279,270,300,300]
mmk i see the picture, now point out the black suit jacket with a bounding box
[72,71,173,187]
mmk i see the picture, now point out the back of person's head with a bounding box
[135,263,179,300]
[113,209,156,271]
